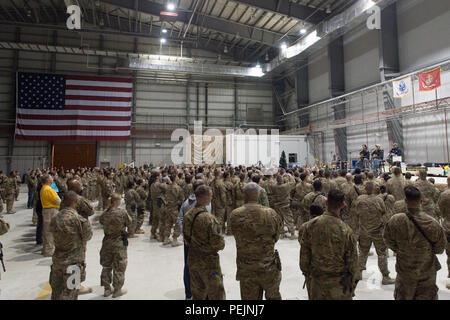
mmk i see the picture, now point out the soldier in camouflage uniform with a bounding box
[211,170,227,234]
[352,182,395,284]
[302,180,327,225]
[383,186,447,300]
[124,180,139,238]
[183,175,194,202]
[251,175,269,207]
[114,171,124,195]
[230,183,283,300]
[387,167,405,201]
[0,215,9,280]
[437,177,450,289]
[233,173,246,209]
[4,172,18,214]
[102,171,116,212]
[49,191,93,300]
[414,169,440,220]
[300,189,361,300]
[223,172,234,235]
[99,193,131,298]
[135,179,148,234]
[162,175,184,246]
[271,175,296,239]
[150,172,168,241]
[183,185,226,300]
[379,185,396,222]
[291,173,312,228]
[14,171,21,201]
[55,171,67,198]
[96,170,105,211]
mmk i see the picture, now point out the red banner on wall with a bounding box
[419,66,441,91]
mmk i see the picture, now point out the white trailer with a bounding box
[225,133,312,167]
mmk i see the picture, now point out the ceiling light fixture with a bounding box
[160,38,167,44]
[280,43,287,51]
[300,27,307,35]
[167,3,175,11]
[162,28,168,33]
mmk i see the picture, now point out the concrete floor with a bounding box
[0,185,449,300]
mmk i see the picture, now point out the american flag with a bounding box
[15,72,132,141]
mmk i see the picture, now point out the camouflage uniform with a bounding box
[14,175,21,200]
[383,207,447,300]
[49,207,92,300]
[379,192,396,222]
[394,200,407,214]
[102,178,115,210]
[183,183,194,202]
[302,191,327,224]
[162,183,184,243]
[271,180,296,237]
[233,181,245,209]
[224,180,234,234]
[257,186,269,207]
[183,205,226,300]
[437,189,450,278]
[96,174,105,210]
[150,181,168,239]
[341,182,359,232]
[99,207,132,294]
[114,174,124,195]
[386,175,405,201]
[300,212,360,300]
[414,179,440,220]
[352,194,389,276]
[55,177,67,196]
[230,202,283,300]
[211,178,227,233]
[291,181,313,228]
[125,187,140,236]
[4,177,17,214]
[135,185,147,232]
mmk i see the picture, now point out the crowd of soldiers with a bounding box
[0,163,449,300]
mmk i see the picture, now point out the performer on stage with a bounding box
[360,144,370,160]
[371,144,384,173]
[388,143,403,166]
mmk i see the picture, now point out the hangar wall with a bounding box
[0,25,274,172]
[282,0,450,165]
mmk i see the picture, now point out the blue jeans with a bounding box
[183,243,192,299]
[372,158,382,174]
[27,189,34,208]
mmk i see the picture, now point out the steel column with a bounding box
[328,37,347,161]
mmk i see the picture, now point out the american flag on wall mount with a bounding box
[15,72,132,141]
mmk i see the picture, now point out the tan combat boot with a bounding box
[136,229,145,234]
[163,238,171,245]
[382,275,395,285]
[112,288,127,298]
[104,287,112,297]
[78,285,93,295]
[171,238,183,247]
[129,234,138,238]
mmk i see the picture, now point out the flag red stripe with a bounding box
[17,113,131,121]
[17,124,130,131]
[65,85,133,92]
[65,95,132,102]
[65,105,132,111]
[15,134,130,141]
[66,75,133,83]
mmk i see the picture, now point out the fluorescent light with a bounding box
[167,3,175,11]
[280,43,287,51]
[160,38,167,44]
[162,29,168,33]
[300,28,307,35]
